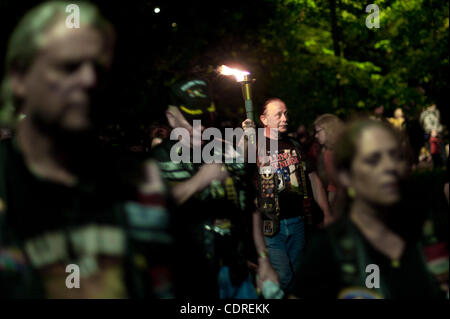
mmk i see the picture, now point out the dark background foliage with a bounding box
[1,0,448,143]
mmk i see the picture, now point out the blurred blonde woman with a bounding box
[313,114,344,207]
[292,119,448,299]
[388,108,406,131]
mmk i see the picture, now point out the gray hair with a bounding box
[0,1,114,128]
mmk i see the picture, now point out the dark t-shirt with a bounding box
[256,136,315,219]
[293,216,446,299]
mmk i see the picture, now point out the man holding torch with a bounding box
[219,65,332,293]
[242,98,333,293]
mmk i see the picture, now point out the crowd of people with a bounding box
[0,1,448,299]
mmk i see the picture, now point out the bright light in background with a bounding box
[218,65,250,82]
[154,7,160,14]
[171,22,177,27]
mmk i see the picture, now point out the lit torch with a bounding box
[219,65,256,147]
[218,65,254,122]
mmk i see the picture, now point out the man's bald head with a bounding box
[260,98,289,136]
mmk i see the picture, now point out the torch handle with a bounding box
[242,79,252,111]
[241,77,256,146]
[244,99,256,146]
[245,100,254,122]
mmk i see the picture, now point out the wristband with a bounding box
[258,250,269,259]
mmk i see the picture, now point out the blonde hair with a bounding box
[313,114,343,149]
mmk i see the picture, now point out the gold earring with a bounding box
[347,187,355,198]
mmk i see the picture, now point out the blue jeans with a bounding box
[264,216,305,293]
[218,266,259,299]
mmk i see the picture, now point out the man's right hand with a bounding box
[257,258,280,289]
[242,119,256,132]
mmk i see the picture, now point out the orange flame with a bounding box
[218,65,250,82]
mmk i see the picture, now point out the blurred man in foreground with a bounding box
[0,1,172,298]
